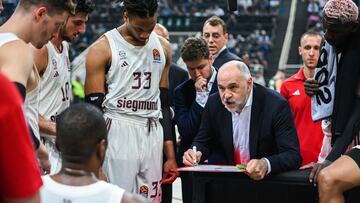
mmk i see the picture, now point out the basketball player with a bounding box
[84,0,172,202]
[0,0,74,99]
[40,103,145,203]
[34,0,94,174]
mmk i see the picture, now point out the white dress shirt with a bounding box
[232,86,271,173]
[213,46,227,60]
[195,67,217,107]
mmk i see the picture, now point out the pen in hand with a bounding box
[192,146,198,165]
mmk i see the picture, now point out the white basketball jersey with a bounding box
[0,33,19,46]
[103,29,166,119]
[24,66,41,141]
[40,175,125,203]
[39,41,71,138]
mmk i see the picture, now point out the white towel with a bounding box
[311,42,337,121]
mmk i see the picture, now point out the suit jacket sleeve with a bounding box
[266,99,302,173]
[174,84,204,139]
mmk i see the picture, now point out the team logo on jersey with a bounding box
[53,71,59,77]
[292,89,301,96]
[121,61,129,68]
[153,49,161,63]
[52,58,58,69]
[139,185,149,198]
[118,50,127,60]
[66,58,71,72]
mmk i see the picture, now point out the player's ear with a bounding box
[34,6,48,21]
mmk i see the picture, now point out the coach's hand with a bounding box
[304,79,320,96]
[309,160,332,186]
[245,158,268,181]
[183,149,202,166]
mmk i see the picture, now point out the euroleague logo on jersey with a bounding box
[139,185,149,198]
[153,49,161,63]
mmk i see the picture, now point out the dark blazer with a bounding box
[193,84,302,174]
[169,63,189,106]
[174,73,218,165]
[213,48,242,70]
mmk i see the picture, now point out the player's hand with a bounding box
[162,158,179,184]
[183,149,202,166]
[36,142,51,174]
[194,76,207,92]
[304,79,320,96]
[245,158,268,181]
[309,160,332,186]
[300,162,315,170]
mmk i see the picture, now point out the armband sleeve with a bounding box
[85,93,105,111]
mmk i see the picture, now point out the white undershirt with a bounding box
[213,45,227,60]
[231,87,271,173]
[195,67,217,107]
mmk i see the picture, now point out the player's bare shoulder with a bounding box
[157,35,172,62]
[0,39,33,67]
[86,36,112,70]
[0,39,34,85]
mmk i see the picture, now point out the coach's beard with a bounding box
[223,93,249,114]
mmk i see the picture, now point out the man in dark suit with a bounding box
[202,16,241,70]
[153,23,189,203]
[174,37,218,202]
[183,61,301,180]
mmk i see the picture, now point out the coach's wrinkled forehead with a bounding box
[323,0,358,24]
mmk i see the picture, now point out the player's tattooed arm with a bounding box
[38,115,56,136]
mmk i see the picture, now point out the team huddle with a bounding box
[1,0,360,203]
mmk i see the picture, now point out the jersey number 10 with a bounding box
[61,82,70,101]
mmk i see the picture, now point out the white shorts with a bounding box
[103,113,163,203]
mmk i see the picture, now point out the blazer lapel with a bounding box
[210,76,218,95]
[213,49,228,68]
[249,85,263,159]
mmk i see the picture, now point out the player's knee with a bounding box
[318,168,338,192]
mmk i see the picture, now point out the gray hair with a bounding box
[220,60,251,80]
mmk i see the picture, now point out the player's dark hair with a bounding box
[119,0,158,18]
[18,0,76,15]
[56,103,107,164]
[181,37,210,62]
[75,0,95,15]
